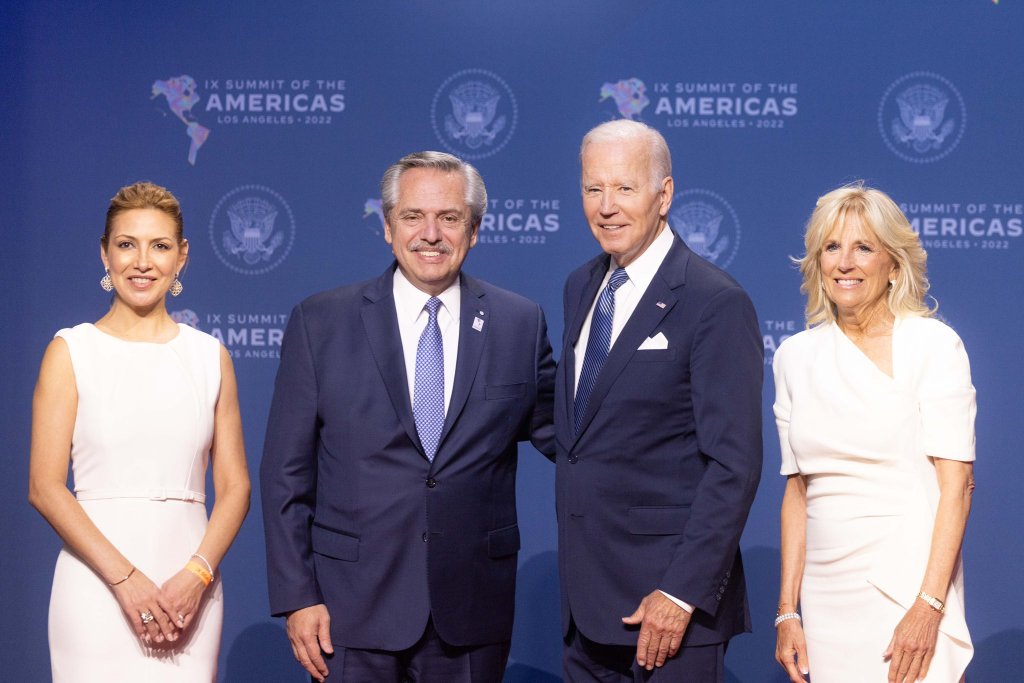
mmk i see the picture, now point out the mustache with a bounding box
[408,241,453,254]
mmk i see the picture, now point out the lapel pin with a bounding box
[656,301,667,309]
[472,317,484,331]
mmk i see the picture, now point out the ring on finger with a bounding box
[140,611,155,624]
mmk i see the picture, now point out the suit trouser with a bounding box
[563,619,726,683]
[325,617,510,683]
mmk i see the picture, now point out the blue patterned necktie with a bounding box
[414,297,445,461]
[574,267,629,432]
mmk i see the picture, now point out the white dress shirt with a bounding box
[393,268,460,414]
[571,224,694,614]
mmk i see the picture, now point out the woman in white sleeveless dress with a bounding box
[28,182,250,682]
[772,184,975,683]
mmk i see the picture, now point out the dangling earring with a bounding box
[100,270,113,292]
[170,273,183,297]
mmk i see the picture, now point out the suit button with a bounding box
[568,455,579,464]
[422,532,429,542]
[426,478,437,488]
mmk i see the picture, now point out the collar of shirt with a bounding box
[609,222,674,296]
[392,266,461,331]
[392,266,461,412]
[596,222,675,328]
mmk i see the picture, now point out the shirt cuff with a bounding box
[659,590,694,613]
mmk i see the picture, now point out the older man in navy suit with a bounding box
[261,151,555,682]
[556,120,762,681]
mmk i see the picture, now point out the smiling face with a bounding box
[581,137,673,268]
[819,212,897,322]
[100,208,188,312]
[383,167,477,295]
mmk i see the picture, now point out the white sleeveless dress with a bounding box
[48,323,224,682]
[773,317,975,682]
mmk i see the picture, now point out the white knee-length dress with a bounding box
[48,323,223,682]
[773,317,975,682]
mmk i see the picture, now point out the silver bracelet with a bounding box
[774,612,801,628]
[191,552,214,575]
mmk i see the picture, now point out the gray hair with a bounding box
[379,151,487,228]
[580,119,672,188]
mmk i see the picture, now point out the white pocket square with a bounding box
[638,332,668,350]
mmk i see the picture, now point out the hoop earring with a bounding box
[100,270,113,292]
[170,274,183,297]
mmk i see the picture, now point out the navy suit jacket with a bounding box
[555,234,762,647]
[261,265,555,650]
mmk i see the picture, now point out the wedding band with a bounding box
[140,611,155,624]
[177,613,185,623]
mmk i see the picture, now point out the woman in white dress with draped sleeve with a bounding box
[772,183,975,683]
[29,182,250,682]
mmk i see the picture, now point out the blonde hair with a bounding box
[797,182,934,327]
[103,181,184,247]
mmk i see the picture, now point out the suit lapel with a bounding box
[360,265,423,455]
[560,257,609,435]
[570,236,690,445]
[433,274,488,468]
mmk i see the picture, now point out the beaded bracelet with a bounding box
[186,560,213,587]
[774,612,801,628]
[107,566,136,586]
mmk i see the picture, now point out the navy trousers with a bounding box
[563,619,727,682]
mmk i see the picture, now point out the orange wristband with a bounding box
[185,561,213,587]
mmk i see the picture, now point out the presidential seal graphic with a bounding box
[209,185,295,275]
[600,78,649,120]
[670,189,741,269]
[878,72,966,163]
[151,75,211,165]
[432,69,517,160]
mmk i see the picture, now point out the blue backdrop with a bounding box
[3,2,1022,680]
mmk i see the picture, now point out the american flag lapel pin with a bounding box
[656,301,667,309]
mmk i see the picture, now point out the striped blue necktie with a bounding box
[574,267,629,432]
[414,297,445,461]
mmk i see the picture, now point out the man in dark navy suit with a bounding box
[555,120,762,681]
[261,151,555,682]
